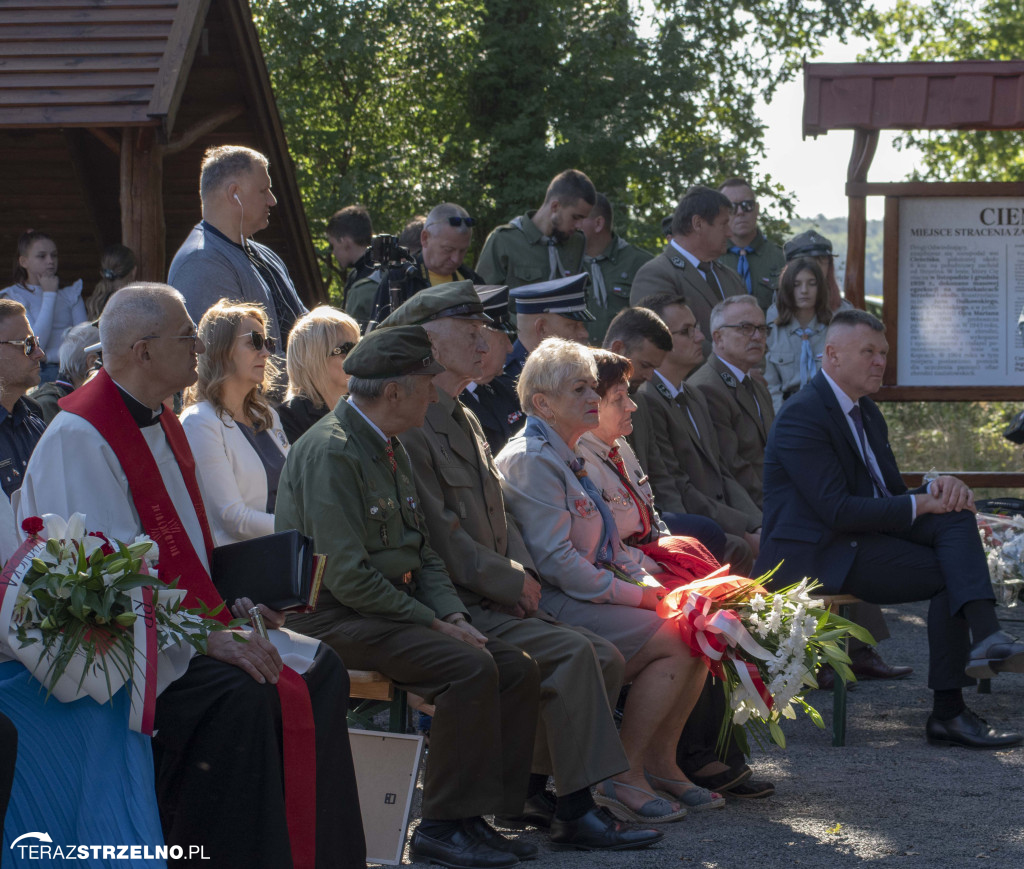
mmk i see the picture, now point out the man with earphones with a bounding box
[168,145,308,349]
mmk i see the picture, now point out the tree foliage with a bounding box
[251,0,867,289]
[862,0,1024,181]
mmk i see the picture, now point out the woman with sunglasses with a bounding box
[180,300,289,546]
[277,306,360,443]
[1,230,88,383]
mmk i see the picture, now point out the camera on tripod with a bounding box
[365,234,419,331]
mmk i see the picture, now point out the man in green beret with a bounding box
[380,284,663,852]
[275,324,542,869]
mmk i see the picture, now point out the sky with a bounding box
[754,4,919,220]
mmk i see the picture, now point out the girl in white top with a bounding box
[0,231,87,382]
[764,257,833,412]
[180,299,289,547]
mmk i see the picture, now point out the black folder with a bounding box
[211,529,325,613]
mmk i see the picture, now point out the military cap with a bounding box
[784,230,833,261]
[475,284,515,335]
[509,274,595,321]
[379,280,492,329]
[342,324,444,377]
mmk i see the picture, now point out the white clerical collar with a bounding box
[715,354,749,383]
[669,239,701,269]
[347,396,390,443]
[654,369,682,398]
[822,370,858,414]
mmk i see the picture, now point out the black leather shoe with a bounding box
[549,806,663,851]
[925,709,1023,749]
[494,791,556,829]
[850,647,913,680]
[966,630,1024,679]
[410,825,519,868]
[463,817,538,861]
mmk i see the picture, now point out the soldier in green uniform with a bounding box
[275,324,542,869]
[580,193,653,345]
[716,178,786,313]
[477,169,596,289]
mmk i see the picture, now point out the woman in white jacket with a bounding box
[180,299,289,546]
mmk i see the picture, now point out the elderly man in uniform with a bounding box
[630,186,745,358]
[380,282,663,852]
[717,178,785,313]
[275,325,543,869]
[689,296,774,509]
[475,274,592,454]
[579,193,653,345]
[477,170,595,289]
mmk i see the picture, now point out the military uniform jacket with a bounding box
[401,391,536,621]
[584,235,653,345]
[638,376,761,536]
[689,355,775,509]
[629,245,746,357]
[462,379,525,457]
[274,397,466,625]
[477,211,586,288]
[717,232,786,312]
[624,393,685,515]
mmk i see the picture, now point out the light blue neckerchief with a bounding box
[795,327,816,386]
[524,415,618,564]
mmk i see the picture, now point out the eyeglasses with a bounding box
[719,322,769,338]
[131,332,201,351]
[239,331,277,354]
[329,341,356,358]
[444,216,475,227]
[671,326,699,339]
[730,200,756,214]
[0,335,39,356]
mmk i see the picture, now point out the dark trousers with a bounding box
[153,645,366,869]
[0,712,15,846]
[676,674,746,775]
[661,512,728,564]
[840,510,995,690]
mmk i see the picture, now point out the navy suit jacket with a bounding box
[755,371,923,591]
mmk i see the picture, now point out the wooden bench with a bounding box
[347,670,408,733]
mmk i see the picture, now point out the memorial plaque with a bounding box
[897,196,1024,386]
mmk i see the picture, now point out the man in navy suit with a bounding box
[757,308,1024,748]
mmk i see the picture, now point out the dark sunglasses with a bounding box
[240,331,277,354]
[329,341,356,358]
[445,216,475,227]
[731,200,757,214]
[0,335,39,356]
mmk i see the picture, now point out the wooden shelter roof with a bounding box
[0,0,325,305]
[803,61,1024,137]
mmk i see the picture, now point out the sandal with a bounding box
[593,779,689,823]
[644,770,726,811]
[689,763,753,793]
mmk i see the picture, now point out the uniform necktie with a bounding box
[451,400,477,444]
[741,376,764,424]
[384,439,398,474]
[795,327,816,386]
[697,261,725,299]
[728,245,755,294]
[675,388,701,439]
[583,254,608,307]
[848,404,890,497]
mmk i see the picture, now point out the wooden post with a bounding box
[843,129,879,310]
[120,128,166,282]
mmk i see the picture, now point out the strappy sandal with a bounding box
[644,770,726,811]
[593,779,689,823]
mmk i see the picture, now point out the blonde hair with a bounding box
[184,299,278,431]
[517,337,597,417]
[285,306,360,408]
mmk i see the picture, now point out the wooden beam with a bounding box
[147,0,211,138]
[120,126,165,281]
[86,126,120,156]
[843,128,878,309]
[164,103,244,156]
[901,471,1024,490]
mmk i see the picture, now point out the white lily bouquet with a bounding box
[978,512,1024,607]
[656,568,873,751]
[0,513,223,732]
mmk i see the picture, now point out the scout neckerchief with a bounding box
[60,369,317,869]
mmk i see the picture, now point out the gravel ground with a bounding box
[370,601,1024,869]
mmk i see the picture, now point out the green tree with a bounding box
[863,0,1024,181]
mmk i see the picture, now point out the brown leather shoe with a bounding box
[850,647,913,680]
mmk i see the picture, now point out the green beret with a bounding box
[342,324,444,378]
[378,280,493,328]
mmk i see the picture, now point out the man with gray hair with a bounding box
[168,145,308,345]
[360,201,485,327]
[17,283,365,866]
[28,321,100,423]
